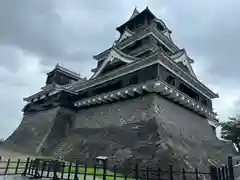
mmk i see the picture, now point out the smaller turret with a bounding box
[46,64,82,86]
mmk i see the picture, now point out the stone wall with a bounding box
[74,95,154,129]
[4,107,76,155]
[48,94,236,173]
[4,107,60,154]
[4,93,237,175]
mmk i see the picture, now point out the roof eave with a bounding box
[116,8,155,33]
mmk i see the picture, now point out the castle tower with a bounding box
[76,7,218,128]
[5,7,236,171]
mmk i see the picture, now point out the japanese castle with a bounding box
[23,7,219,129]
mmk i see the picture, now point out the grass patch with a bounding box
[62,164,134,180]
[35,156,58,160]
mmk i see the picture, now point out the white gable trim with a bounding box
[162,30,172,41]
[118,28,134,42]
[171,50,196,77]
[91,47,136,79]
[129,8,140,20]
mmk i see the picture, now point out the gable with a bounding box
[170,49,196,78]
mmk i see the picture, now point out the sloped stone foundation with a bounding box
[4,107,75,155]
[45,94,236,173]
[4,94,237,178]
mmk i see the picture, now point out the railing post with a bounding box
[182,168,186,180]
[135,164,139,180]
[34,159,40,178]
[22,157,30,176]
[113,165,117,180]
[15,159,20,174]
[46,161,50,178]
[61,162,65,180]
[68,161,72,180]
[84,163,87,180]
[93,164,97,180]
[195,168,199,180]
[210,165,217,180]
[4,159,10,175]
[74,162,79,180]
[157,168,161,180]
[169,165,173,180]
[228,156,235,180]
[41,161,46,178]
[53,160,58,180]
[221,167,225,180]
[102,162,106,180]
[146,166,149,180]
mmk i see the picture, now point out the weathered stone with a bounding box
[4,94,238,178]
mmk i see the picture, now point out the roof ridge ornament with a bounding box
[129,7,140,20]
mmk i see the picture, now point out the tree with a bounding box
[220,116,240,152]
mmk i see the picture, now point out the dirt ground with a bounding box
[0,146,33,161]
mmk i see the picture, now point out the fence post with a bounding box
[182,168,186,180]
[169,165,173,180]
[228,156,235,180]
[61,162,65,180]
[68,162,72,180]
[221,167,226,180]
[93,164,97,180]
[22,157,30,176]
[157,168,161,180]
[34,159,40,178]
[210,165,217,180]
[135,164,139,180]
[84,163,87,180]
[74,162,79,180]
[41,161,46,178]
[113,165,117,180]
[146,166,149,180]
[15,159,20,174]
[4,159,10,175]
[53,160,58,180]
[195,168,199,180]
[46,161,50,178]
[103,162,106,180]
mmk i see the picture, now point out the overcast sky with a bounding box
[0,0,239,139]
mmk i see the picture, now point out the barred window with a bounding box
[129,75,139,85]
[166,75,175,86]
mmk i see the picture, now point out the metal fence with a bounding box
[232,156,240,180]
[0,156,236,180]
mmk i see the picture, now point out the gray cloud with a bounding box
[0,0,126,71]
[150,0,240,81]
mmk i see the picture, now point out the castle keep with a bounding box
[5,7,236,170]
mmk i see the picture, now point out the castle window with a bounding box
[165,76,175,86]
[135,19,144,29]
[129,75,139,85]
[179,83,199,101]
[202,99,207,106]
[136,50,152,58]
[157,42,171,54]
[157,23,164,31]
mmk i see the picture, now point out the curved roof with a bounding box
[116,7,156,34]
[91,46,138,79]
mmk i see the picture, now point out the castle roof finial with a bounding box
[55,63,60,69]
[129,7,140,20]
